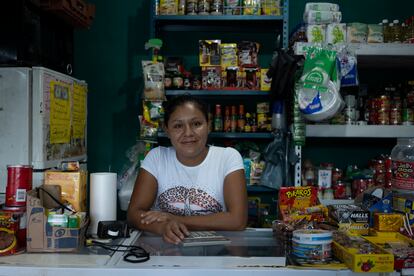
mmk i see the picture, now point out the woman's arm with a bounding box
[171,169,248,231]
[127,168,189,244]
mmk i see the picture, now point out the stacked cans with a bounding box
[0,165,32,255]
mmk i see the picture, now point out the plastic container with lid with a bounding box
[391,138,414,191]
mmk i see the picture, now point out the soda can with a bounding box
[6,165,33,207]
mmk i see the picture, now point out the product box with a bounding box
[333,232,394,273]
[328,204,370,235]
[26,189,87,252]
[201,66,222,90]
[365,232,414,270]
[199,40,221,66]
[278,186,327,222]
[44,170,87,212]
[260,69,271,91]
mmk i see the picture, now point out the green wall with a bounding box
[74,0,414,175]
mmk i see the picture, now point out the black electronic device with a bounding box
[97,220,130,239]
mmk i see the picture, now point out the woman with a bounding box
[127,95,247,244]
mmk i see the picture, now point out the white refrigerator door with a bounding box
[31,67,87,171]
[0,68,32,192]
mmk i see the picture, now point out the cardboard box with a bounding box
[26,189,87,252]
[328,204,370,235]
[44,170,87,212]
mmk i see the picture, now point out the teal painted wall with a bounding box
[74,1,414,175]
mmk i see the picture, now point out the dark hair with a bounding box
[163,94,208,126]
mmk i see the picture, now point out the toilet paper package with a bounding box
[304,11,342,24]
[306,24,326,43]
[305,2,340,13]
[326,23,347,44]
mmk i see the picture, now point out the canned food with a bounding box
[6,165,33,207]
[377,109,390,125]
[333,181,346,199]
[376,95,391,110]
[352,179,367,198]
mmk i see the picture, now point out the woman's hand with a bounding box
[161,220,190,244]
[140,211,172,225]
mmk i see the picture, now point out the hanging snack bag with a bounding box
[142,61,165,100]
[220,43,238,68]
[337,46,359,87]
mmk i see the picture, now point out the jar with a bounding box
[391,138,414,190]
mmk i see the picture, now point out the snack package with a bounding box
[202,66,222,89]
[224,0,242,15]
[159,0,178,15]
[142,61,165,100]
[367,24,384,43]
[238,41,260,67]
[326,23,347,44]
[220,43,238,68]
[261,0,281,15]
[346,23,368,43]
[243,0,260,15]
[306,24,326,43]
[199,40,221,66]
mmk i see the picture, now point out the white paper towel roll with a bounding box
[89,172,117,235]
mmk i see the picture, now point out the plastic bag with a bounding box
[259,133,285,189]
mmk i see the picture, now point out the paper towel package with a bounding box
[89,172,117,235]
[26,189,88,252]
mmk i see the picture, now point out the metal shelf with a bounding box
[158,131,273,139]
[319,199,354,206]
[166,90,270,96]
[294,42,414,56]
[306,125,414,138]
[155,15,284,21]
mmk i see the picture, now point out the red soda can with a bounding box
[6,165,33,207]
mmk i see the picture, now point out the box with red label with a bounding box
[278,186,327,222]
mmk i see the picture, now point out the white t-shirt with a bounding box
[141,145,244,216]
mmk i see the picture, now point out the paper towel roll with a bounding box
[89,172,117,235]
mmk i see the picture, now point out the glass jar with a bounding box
[391,138,414,191]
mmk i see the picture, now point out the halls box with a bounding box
[26,189,87,252]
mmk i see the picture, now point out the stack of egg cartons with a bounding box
[303,2,346,44]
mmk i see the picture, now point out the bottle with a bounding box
[230,105,237,132]
[237,104,246,132]
[382,19,389,43]
[251,112,257,132]
[392,19,401,42]
[214,104,223,132]
[224,106,231,132]
[271,100,286,131]
[244,113,252,132]
[391,138,414,191]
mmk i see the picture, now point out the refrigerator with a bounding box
[0,66,87,192]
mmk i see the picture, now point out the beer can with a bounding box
[6,165,33,207]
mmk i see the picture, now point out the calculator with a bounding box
[181,231,231,247]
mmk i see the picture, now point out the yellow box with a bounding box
[332,232,394,273]
[260,69,271,91]
[374,213,403,232]
[220,43,238,68]
[44,170,87,212]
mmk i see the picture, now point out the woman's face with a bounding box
[165,102,209,166]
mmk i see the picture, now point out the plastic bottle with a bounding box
[214,104,223,132]
[382,19,390,43]
[391,138,414,191]
[271,100,286,131]
[392,19,402,42]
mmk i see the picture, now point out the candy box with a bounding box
[333,231,394,273]
[373,213,403,232]
[328,204,370,235]
[364,232,414,270]
[278,186,327,222]
[202,66,222,90]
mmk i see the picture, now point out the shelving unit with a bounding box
[158,131,274,139]
[306,125,414,138]
[166,90,270,96]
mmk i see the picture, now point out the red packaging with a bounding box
[6,165,33,207]
[333,181,346,199]
[2,206,26,251]
[352,179,367,198]
[0,211,22,256]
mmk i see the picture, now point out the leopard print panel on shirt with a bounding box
[157,186,223,216]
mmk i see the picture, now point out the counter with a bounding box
[0,229,400,276]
